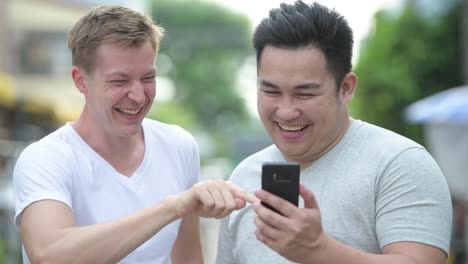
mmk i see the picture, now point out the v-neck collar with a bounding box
[65,121,151,184]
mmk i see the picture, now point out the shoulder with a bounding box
[142,119,199,168]
[356,120,421,146]
[352,120,425,156]
[351,120,443,177]
[13,126,78,229]
[16,125,76,167]
[143,118,197,146]
[13,125,78,190]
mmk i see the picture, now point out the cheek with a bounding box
[313,100,340,124]
[257,98,272,118]
[146,85,156,99]
[257,94,276,109]
[106,88,126,104]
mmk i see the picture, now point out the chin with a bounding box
[275,141,300,155]
[117,124,143,137]
[283,150,305,158]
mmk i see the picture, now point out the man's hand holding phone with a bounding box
[253,162,327,263]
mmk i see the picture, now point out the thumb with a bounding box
[234,197,247,210]
[300,184,319,209]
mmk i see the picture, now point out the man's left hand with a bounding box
[252,184,328,263]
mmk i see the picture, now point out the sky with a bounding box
[209,0,401,59]
[203,0,402,117]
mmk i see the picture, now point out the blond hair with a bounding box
[67,5,165,73]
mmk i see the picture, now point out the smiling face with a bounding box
[72,40,157,140]
[257,45,356,168]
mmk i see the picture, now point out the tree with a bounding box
[149,0,252,134]
[352,0,463,144]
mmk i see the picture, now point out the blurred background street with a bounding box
[0,0,467,263]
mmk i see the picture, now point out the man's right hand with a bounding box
[173,180,258,219]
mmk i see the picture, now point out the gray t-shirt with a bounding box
[217,119,452,264]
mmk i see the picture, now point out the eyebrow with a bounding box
[146,69,157,76]
[106,69,157,79]
[259,80,321,90]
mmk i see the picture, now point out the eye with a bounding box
[111,80,127,85]
[297,93,316,99]
[142,76,156,83]
[262,89,280,95]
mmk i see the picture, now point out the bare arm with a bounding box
[21,180,257,263]
[21,197,179,263]
[171,215,203,264]
[306,235,447,264]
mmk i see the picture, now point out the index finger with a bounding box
[226,181,260,204]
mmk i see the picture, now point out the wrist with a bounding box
[161,195,183,220]
[306,233,332,264]
[320,234,333,262]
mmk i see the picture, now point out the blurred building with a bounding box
[0,1,7,72]
[464,0,468,83]
[0,0,84,145]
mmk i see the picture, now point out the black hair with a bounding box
[253,0,353,88]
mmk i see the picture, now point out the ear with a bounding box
[71,66,89,95]
[340,72,357,103]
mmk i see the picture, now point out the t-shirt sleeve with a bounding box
[216,216,236,264]
[13,141,74,228]
[375,147,452,254]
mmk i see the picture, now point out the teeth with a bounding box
[117,108,140,115]
[278,124,306,132]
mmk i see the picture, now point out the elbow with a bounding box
[26,246,66,264]
[28,252,54,264]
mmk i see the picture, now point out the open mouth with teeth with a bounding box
[277,123,309,132]
[115,107,142,116]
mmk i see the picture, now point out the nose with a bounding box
[128,80,146,104]
[277,99,300,120]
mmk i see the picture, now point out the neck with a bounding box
[297,117,352,170]
[71,113,144,161]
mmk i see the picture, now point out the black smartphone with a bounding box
[261,162,300,214]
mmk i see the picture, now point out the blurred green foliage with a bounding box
[0,239,4,264]
[148,101,197,130]
[352,0,463,144]
[149,0,252,136]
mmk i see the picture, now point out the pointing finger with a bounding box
[226,181,259,204]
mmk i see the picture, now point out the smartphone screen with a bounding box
[261,162,300,214]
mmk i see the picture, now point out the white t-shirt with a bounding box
[217,119,452,264]
[13,118,200,264]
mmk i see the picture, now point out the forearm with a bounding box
[305,235,417,264]
[171,215,203,264]
[26,196,179,263]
